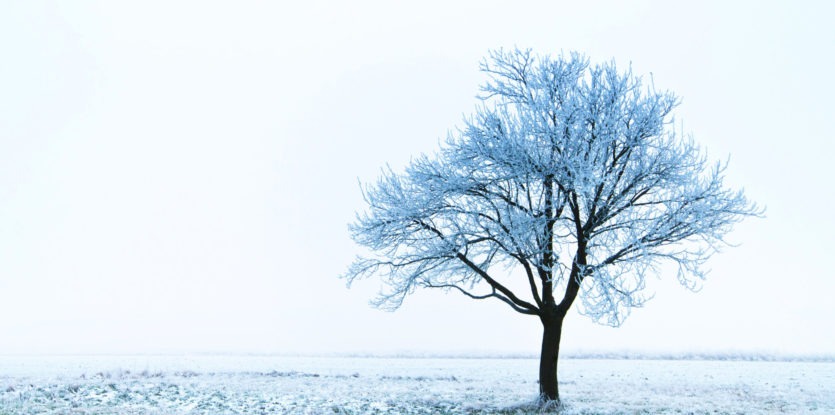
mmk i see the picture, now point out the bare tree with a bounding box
[344,49,760,404]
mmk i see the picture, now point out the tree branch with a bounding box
[456,253,540,314]
[424,283,540,315]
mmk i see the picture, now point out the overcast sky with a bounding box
[1,1,833,356]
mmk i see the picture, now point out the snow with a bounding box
[1,355,833,414]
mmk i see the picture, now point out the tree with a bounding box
[343,49,760,405]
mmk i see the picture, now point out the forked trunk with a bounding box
[539,310,564,404]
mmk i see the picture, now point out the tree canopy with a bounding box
[346,48,758,327]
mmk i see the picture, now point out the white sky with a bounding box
[1,1,833,356]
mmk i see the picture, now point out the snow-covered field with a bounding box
[1,355,832,414]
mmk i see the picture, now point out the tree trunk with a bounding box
[539,309,564,404]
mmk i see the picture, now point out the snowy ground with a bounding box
[1,355,833,414]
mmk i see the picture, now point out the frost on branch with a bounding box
[344,48,760,326]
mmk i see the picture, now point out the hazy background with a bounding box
[1,1,833,356]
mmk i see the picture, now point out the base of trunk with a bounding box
[536,395,564,412]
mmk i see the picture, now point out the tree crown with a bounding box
[345,49,760,326]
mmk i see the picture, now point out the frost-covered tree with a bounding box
[344,49,759,404]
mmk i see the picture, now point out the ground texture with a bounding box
[1,356,832,414]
